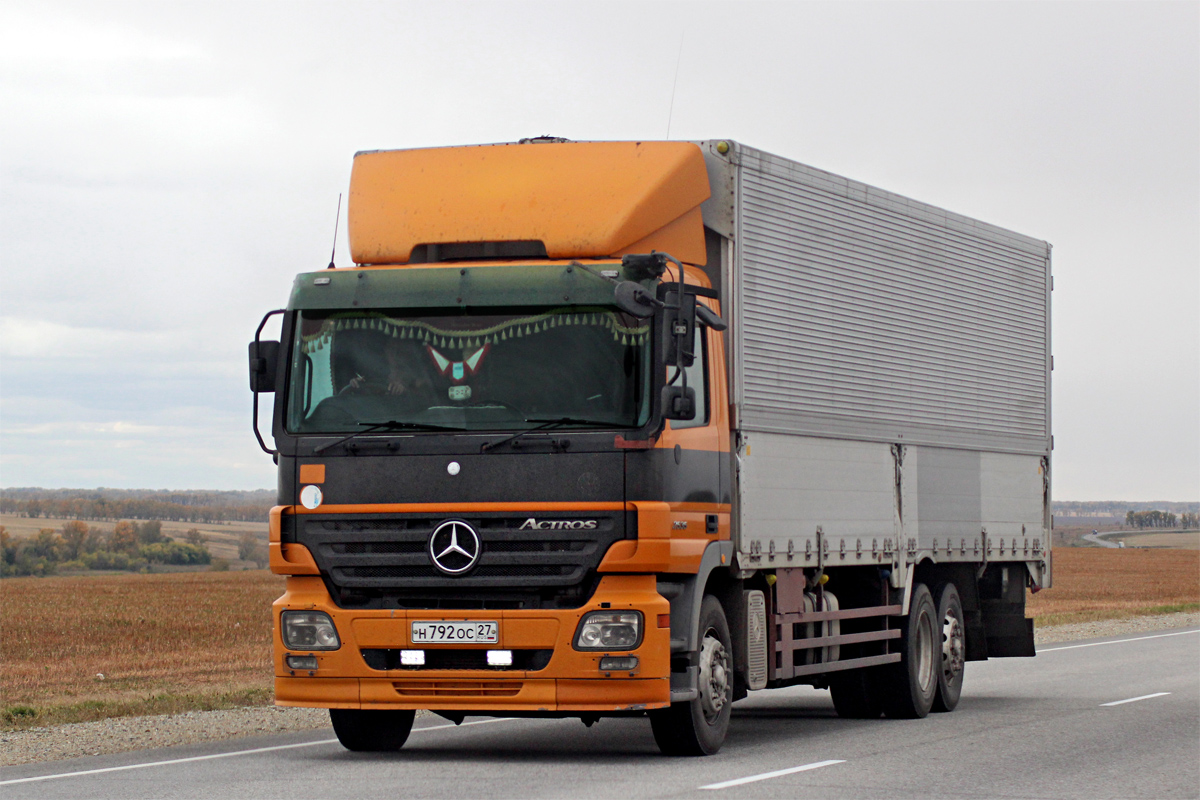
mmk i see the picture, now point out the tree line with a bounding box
[1057,500,1199,517]
[1124,510,1199,529]
[0,488,274,524]
[1,520,212,577]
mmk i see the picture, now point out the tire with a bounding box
[880,582,938,719]
[649,596,733,756]
[931,583,966,713]
[829,668,883,719]
[329,708,415,751]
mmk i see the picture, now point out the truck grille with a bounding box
[290,511,630,610]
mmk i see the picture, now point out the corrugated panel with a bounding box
[733,147,1050,455]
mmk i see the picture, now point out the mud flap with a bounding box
[982,613,1036,657]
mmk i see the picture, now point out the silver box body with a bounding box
[697,141,1051,577]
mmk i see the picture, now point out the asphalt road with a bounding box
[4,628,1197,800]
[1081,531,1122,548]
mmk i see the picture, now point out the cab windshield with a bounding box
[287,307,652,433]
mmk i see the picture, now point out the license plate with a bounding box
[411,621,499,644]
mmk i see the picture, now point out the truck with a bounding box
[248,138,1052,756]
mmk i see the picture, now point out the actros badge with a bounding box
[428,520,481,575]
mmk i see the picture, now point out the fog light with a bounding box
[599,656,638,672]
[486,650,513,667]
[286,655,318,670]
[400,650,425,666]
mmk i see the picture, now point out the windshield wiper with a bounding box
[313,420,466,454]
[480,417,617,453]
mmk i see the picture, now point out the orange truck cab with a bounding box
[249,138,1051,755]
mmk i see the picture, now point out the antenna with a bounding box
[665,31,685,139]
[327,193,342,270]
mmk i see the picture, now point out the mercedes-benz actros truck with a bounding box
[249,138,1051,755]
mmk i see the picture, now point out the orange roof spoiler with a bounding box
[348,140,710,266]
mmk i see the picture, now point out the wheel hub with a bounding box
[698,630,730,722]
[942,614,965,680]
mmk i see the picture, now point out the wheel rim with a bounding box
[941,610,965,683]
[915,610,936,695]
[698,627,730,723]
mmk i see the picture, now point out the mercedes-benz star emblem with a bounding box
[428,520,481,575]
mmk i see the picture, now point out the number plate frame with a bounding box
[411,620,499,645]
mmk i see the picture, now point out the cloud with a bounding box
[0,1,1195,497]
[0,318,184,359]
[0,5,206,63]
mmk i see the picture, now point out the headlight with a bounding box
[281,610,340,650]
[574,610,643,651]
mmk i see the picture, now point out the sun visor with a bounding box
[348,141,711,265]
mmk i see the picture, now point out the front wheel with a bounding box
[649,596,733,756]
[329,708,415,751]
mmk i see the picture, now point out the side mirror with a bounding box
[613,281,659,318]
[248,340,280,393]
[662,385,696,420]
[661,288,697,368]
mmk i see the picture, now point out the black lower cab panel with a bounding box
[361,648,554,671]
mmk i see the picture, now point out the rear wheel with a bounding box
[329,708,415,751]
[829,668,883,719]
[880,582,938,719]
[649,596,732,756]
[931,583,966,712]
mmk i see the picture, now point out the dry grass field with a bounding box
[2,548,1196,730]
[2,571,283,728]
[1027,547,1200,626]
[0,513,268,563]
[1106,530,1200,549]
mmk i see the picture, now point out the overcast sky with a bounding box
[1,1,1196,501]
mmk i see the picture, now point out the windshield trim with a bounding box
[283,304,654,439]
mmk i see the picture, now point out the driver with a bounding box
[342,336,436,407]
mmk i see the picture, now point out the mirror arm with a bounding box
[252,309,285,456]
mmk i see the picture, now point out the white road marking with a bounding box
[1039,629,1198,652]
[700,759,845,789]
[1100,692,1171,707]
[0,717,512,786]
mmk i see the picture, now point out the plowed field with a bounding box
[1027,547,1199,626]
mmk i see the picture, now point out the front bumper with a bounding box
[273,573,671,712]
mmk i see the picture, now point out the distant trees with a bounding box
[0,520,211,577]
[238,533,269,569]
[61,520,89,560]
[135,520,166,545]
[0,488,273,524]
[1181,512,1199,529]
[1125,510,1180,529]
[138,541,213,566]
[110,521,138,553]
[1057,501,1199,519]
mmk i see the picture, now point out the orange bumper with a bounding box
[273,573,671,713]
